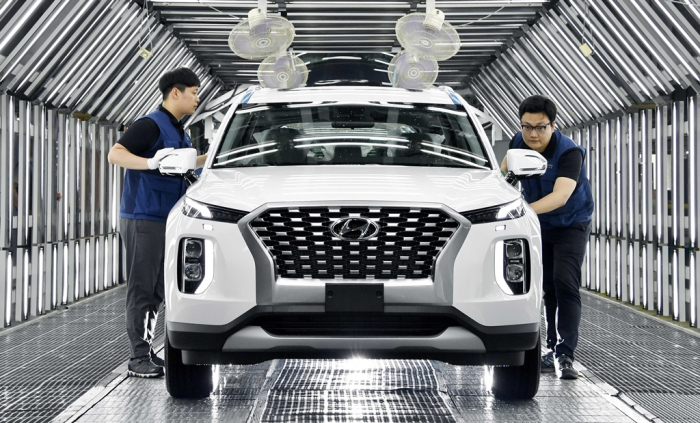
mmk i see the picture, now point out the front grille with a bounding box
[250,206,460,279]
[250,314,458,337]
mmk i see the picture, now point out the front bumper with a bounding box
[168,305,539,366]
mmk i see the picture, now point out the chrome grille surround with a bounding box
[250,206,460,280]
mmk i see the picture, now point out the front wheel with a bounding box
[491,336,541,400]
[165,330,214,399]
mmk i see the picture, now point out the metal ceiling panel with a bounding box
[0,0,223,126]
[148,0,549,89]
[470,0,700,136]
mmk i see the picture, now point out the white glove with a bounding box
[146,148,175,170]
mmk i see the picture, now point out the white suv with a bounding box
[162,85,545,400]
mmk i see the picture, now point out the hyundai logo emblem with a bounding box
[330,217,380,241]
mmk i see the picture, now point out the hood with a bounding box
[187,165,520,213]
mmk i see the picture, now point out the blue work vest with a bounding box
[119,109,191,222]
[512,130,594,230]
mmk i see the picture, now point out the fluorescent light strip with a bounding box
[608,1,682,86]
[642,0,700,81]
[656,108,663,241]
[596,238,601,292]
[672,102,679,245]
[629,243,634,303]
[62,244,68,304]
[5,253,12,326]
[85,240,90,297]
[538,24,613,113]
[589,1,669,94]
[74,242,80,301]
[691,252,697,326]
[673,250,679,320]
[606,240,611,296]
[616,118,622,237]
[296,136,409,143]
[112,236,118,286]
[657,248,663,314]
[628,115,635,238]
[1,0,71,82]
[605,121,611,235]
[641,111,648,240]
[216,149,279,165]
[419,149,490,170]
[52,244,57,309]
[216,142,276,159]
[38,247,44,314]
[425,106,467,116]
[690,97,697,247]
[642,245,648,309]
[0,1,44,51]
[547,16,626,109]
[523,37,594,120]
[23,250,29,319]
[295,142,408,149]
[570,2,655,99]
[616,241,622,300]
[95,239,100,293]
[420,142,487,162]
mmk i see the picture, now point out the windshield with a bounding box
[213,102,492,169]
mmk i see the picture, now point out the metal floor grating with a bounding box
[0,285,164,423]
[573,291,700,422]
[261,359,455,423]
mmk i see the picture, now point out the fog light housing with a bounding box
[495,239,530,295]
[506,264,524,282]
[185,240,203,259]
[184,264,202,280]
[179,238,213,294]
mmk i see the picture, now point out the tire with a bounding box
[165,330,214,399]
[491,336,541,400]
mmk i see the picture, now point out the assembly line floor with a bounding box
[0,285,698,423]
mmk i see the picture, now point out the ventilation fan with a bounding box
[257,53,308,89]
[395,0,460,61]
[228,6,295,60]
[388,51,438,90]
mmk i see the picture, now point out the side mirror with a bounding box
[505,150,547,185]
[159,148,197,175]
[159,148,199,185]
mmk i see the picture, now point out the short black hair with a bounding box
[159,68,200,100]
[518,95,557,123]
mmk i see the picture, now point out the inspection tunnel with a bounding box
[0,1,699,422]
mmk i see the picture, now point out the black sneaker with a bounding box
[541,350,555,373]
[150,350,164,367]
[128,357,164,378]
[557,354,578,380]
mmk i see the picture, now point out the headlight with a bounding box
[182,197,246,223]
[461,199,525,224]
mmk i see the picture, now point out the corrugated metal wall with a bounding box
[471,0,700,328]
[0,0,222,327]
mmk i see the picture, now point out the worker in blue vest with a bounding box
[108,68,206,378]
[501,95,594,380]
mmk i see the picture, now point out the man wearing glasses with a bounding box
[501,95,594,380]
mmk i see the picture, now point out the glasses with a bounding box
[521,122,551,134]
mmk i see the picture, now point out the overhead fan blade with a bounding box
[228,9,295,60]
[395,12,460,61]
[388,51,438,90]
[258,53,308,89]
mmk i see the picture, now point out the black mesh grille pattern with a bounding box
[250,206,460,279]
[250,314,458,336]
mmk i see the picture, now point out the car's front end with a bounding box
[163,85,543,400]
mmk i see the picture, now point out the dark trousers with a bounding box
[121,218,166,359]
[542,221,591,360]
